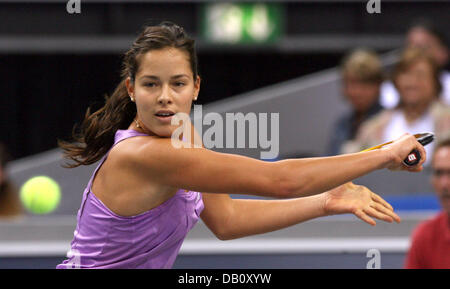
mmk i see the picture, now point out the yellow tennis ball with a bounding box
[20,176,61,214]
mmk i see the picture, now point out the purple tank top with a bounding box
[56,129,204,269]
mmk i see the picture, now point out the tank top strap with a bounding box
[77,129,149,218]
[113,129,149,146]
[88,129,148,186]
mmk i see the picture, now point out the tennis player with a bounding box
[56,22,425,269]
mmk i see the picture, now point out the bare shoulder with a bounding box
[107,135,189,186]
[126,136,204,173]
[109,135,157,162]
[91,135,178,216]
[112,135,184,170]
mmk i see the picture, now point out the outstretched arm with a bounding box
[132,119,426,199]
[201,182,400,240]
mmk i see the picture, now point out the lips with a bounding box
[155,110,175,117]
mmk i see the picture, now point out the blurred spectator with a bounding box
[404,137,450,269]
[0,143,23,218]
[342,47,450,165]
[327,49,383,156]
[381,19,450,108]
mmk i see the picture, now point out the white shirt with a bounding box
[380,70,450,109]
[383,109,435,166]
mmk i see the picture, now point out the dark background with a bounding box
[0,1,449,160]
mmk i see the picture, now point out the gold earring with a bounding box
[135,119,141,128]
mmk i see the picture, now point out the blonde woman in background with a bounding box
[327,49,384,156]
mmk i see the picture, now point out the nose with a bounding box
[157,84,173,105]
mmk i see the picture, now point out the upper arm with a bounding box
[199,192,234,240]
[132,137,286,197]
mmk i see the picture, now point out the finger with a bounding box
[370,192,402,223]
[371,202,401,223]
[354,209,376,226]
[406,164,423,173]
[365,207,394,223]
[371,192,393,211]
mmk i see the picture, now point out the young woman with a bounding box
[56,22,426,269]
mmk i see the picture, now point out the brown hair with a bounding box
[341,49,383,84]
[434,136,450,156]
[58,21,199,168]
[392,47,442,99]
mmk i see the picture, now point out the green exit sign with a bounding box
[201,3,284,44]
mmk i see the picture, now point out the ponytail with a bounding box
[58,79,136,168]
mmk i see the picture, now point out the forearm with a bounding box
[220,194,326,240]
[276,149,390,198]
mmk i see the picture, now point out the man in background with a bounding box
[405,137,450,269]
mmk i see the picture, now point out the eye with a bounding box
[174,82,185,87]
[433,169,443,177]
[144,82,156,87]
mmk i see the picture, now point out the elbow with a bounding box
[204,212,236,241]
[215,232,233,241]
[208,217,240,241]
[211,227,235,241]
[215,230,243,241]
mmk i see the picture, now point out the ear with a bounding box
[125,77,135,100]
[193,75,201,101]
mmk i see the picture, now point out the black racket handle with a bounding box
[402,132,434,166]
[403,149,421,166]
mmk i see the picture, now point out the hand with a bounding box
[381,133,426,172]
[321,182,401,226]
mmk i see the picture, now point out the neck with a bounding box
[132,118,154,136]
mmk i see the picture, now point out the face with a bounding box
[407,27,448,68]
[343,78,380,113]
[395,60,436,107]
[432,146,450,215]
[126,47,200,137]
